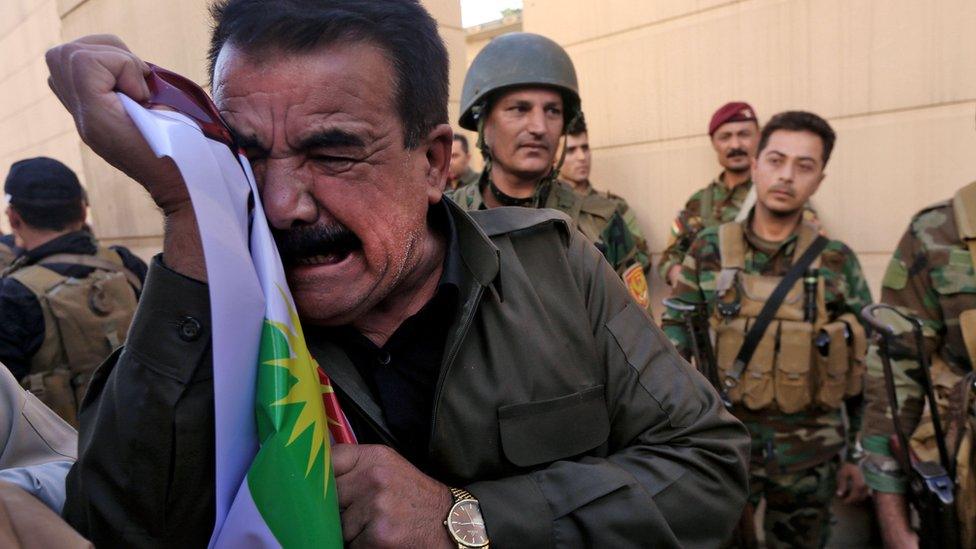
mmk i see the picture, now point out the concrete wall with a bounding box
[0,0,467,260]
[521,0,976,298]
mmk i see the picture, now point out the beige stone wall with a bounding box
[0,0,466,260]
[0,0,84,223]
[521,0,976,300]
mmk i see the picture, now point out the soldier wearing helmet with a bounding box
[448,32,651,310]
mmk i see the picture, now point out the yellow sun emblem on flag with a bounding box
[262,287,333,493]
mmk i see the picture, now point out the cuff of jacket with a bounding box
[125,255,211,385]
[861,436,908,493]
[467,474,552,549]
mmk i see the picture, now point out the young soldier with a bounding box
[664,111,872,547]
[559,114,651,273]
[447,134,478,191]
[448,32,651,309]
[860,180,976,549]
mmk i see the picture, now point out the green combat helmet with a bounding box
[459,32,581,132]
[460,32,582,181]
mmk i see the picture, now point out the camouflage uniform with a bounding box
[660,176,819,282]
[575,180,651,273]
[860,198,976,544]
[659,175,753,281]
[449,175,651,309]
[663,218,873,548]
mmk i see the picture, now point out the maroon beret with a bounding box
[708,102,758,136]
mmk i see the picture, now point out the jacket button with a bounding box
[178,316,203,342]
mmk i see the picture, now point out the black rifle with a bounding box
[861,303,959,549]
[663,298,731,409]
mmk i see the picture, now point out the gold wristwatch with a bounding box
[444,487,489,548]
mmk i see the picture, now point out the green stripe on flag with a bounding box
[247,309,343,547]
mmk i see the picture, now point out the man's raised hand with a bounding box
[45,34,189,215]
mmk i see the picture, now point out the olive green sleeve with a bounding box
[469,231,749,548]
[63,257,216,546]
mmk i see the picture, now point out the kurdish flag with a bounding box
[119,75,351,547]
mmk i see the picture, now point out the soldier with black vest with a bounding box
[663,111,873,547]
[448,32,651,311]
[0,157,146,426]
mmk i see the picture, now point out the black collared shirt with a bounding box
[319,200,462,467]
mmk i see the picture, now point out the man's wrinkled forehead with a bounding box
[211,41,399,147]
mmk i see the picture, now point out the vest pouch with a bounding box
[740,319,776,411]
[715,317,747,405]
[814,321,850,410]
[842,313,868,397]
[775,320,813,414]
[22,369,78,428]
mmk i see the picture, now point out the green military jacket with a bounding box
[662,217,873,473]
[575,180,651,273]
[449,175,651,310]
[64,199,749,548]
[861,199,976,493]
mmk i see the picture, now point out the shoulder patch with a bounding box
[467,206,572,237]
[881,258,909,290]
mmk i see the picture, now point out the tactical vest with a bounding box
[711,221,866,414]
[8,247,140,427]
[908,182,976,547]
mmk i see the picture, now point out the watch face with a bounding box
[448,500,488,547]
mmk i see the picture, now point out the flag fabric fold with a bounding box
[119,92,348,548]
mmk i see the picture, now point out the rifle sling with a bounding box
[725,235,829,386]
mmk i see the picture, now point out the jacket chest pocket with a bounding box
[497,385,610,468]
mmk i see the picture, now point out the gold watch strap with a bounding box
[450,487,476,503]
[447,487,489,549]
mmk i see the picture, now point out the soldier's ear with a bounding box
[6,206,21,231]
[423,123,453,201]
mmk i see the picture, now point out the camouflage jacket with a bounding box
[660,175,820,282]
[662,218,873,472]
[448,167,479,192]
[861,200,976,493]
[448,173,651,310]
[575,180,651,273]
[659,175,753,281]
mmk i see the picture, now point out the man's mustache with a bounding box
[519,140,550,151]
[768,183,796,197]
[273,222,361,263]
[726,148,749,159]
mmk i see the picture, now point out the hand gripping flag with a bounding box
[119,65,353,548]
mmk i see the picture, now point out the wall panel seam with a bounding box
[590,98,976,152]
